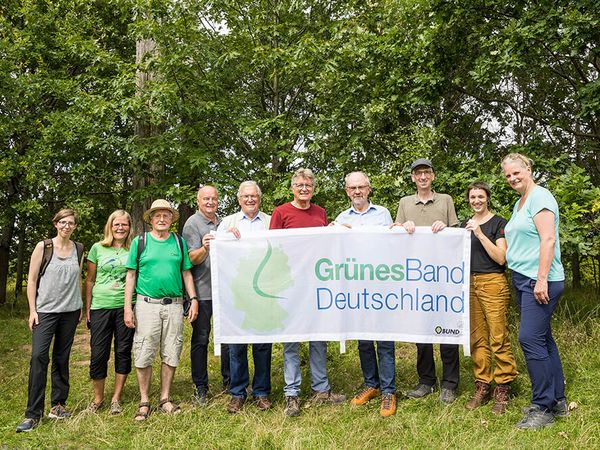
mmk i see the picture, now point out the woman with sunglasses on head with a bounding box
[16,209,84,433]
[463,182,517,415]
[502,153,567,430]
[85,210,134,415]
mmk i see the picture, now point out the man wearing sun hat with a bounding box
[123,199,199,420]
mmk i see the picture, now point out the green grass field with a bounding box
[1,288,599,449]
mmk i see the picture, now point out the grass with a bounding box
[1,288,599,449]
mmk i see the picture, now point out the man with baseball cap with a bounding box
[123,199,199,420]
[393,159,460,404]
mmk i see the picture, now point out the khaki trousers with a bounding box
[470,272,518,385]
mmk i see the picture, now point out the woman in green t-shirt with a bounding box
[85,210,134,415]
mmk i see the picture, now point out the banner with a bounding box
[211,226,471,355]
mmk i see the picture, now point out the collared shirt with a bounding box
[217,210,271,233]
[395,192,458,227]
[335,203,392,227]
[182,211,221,300]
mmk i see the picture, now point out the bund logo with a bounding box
[435,326,460,335]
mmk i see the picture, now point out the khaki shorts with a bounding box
[133,297,184,368]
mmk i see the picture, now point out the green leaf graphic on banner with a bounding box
[231,241,293,331]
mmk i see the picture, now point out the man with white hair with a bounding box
[270,168,346,417]
[218,181,273,413]
[334,171,396,417]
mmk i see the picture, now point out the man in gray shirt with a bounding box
[182,185,230,404]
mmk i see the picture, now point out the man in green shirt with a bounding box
[394,159,460,404]
[124,199,199,420]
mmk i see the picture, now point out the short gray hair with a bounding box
[344,171,371,187]
[237,180,262,198]
[291,168,316,187]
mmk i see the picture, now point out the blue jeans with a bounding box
[358,340,396,394]
[229,343,272,398]
[512,271,565,411]
[283,341,330,397]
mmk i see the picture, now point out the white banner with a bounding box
[211,226,471,355]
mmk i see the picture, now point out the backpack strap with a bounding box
[172,232,185,296]
[74,241,84,266]
[36,239,54,294]
[134,232,147,294]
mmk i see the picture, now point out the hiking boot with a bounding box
[491,384,511,415]
[48,404,71,419]
[227,396,245,414]
[465,381,491,410]
[311,390,347,405]
[380,393,397,417]
[553,398,569,417]
[284,396,301,417]
[351,387,380,406]
[439,388,458,404]
[192,388,208,407]
[255,396,272,411]
[16,418,40,433]
[516,405,554,429]
[407,383,435,399]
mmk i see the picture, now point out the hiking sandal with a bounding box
[134,402,151,421]
[157,398,182,414]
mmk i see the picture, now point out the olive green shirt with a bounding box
[395,192,458,227]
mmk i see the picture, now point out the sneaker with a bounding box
[439,388,457,404]
[523,399,570,417]
[16,418,40,433]
[351,387,380,406]
[87,401,103,413]
[48,404,71,419]
[284,396,301,417]
[380,393,397,417]
[491,384,511,415]
[310,390,347,405]
[255,396,272,411]
[227,396,245,414]
[407,383,435,399]
[516,405,554,429]
[109,401,122,415]
[192,388,208,407]
[553,398,569,417]
[465,381,491,410]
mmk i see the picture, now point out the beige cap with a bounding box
[143,199,180,223]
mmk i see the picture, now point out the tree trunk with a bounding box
[571,251,581,290]
[0,212,15,305]
[131,37,160,236]
[14,220,26,304]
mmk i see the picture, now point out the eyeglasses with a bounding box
[346,185,369,191]
[293,183,314,190]
[112,223,130,228]
[240,195,259,200]
[413,169,433,177]
[57,220,76,228]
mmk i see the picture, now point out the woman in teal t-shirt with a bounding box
[502,153,567,430]
[85,210,134,414]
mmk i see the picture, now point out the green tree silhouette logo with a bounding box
[230,241,293,331]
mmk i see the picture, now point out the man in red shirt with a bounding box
[270,168,346,417]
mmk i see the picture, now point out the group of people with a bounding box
[16,153,568,433]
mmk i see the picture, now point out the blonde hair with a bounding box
[291,168,316,187]
[501,153,533,170]
[100,210,132,249]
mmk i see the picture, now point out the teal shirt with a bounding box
[505,186,564,281]
[126,233,193,298]
[88,243,129,309]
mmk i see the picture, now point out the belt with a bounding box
[138,295,184,305]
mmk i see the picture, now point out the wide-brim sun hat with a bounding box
[143,199,180,223]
